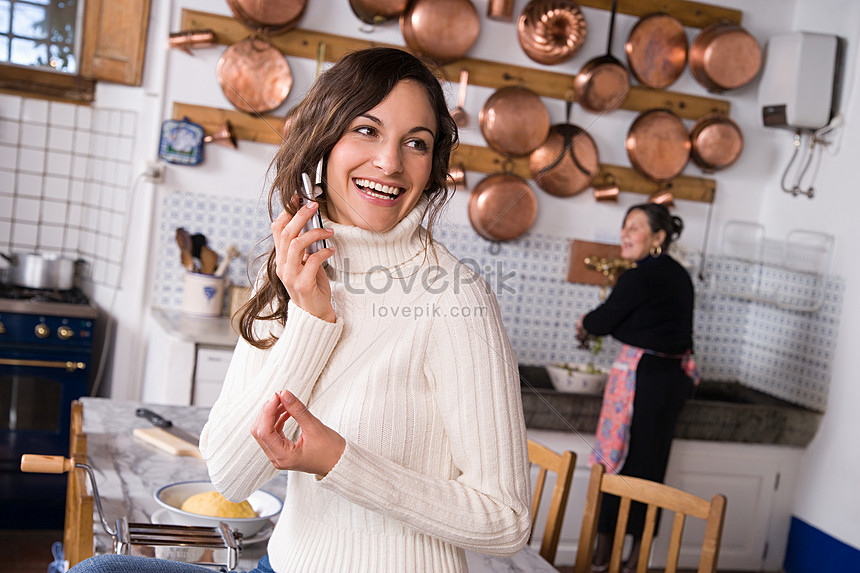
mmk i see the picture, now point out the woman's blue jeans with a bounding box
[68,553,275,573]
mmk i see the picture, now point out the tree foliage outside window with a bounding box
[0,0,80,73]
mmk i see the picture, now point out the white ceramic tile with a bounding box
[121,111,137,134]
[0,119,20,144]
[74,130,91,152]
[18,147,45,173]
[93,109,110,133]
[108,110,122,134]
[114,162,130,186]
[76,106,93,130]
[0,144,17,169]
[0,193,13,217]
[98,208,111,235]
[20,123,47,148]
[91,134,107,159]
[13,196,41,221]
[90,157,104,181]
[43,175,70,201]
[48,125,75,151]
[40,200,67,225]
[80,228,95,254]
[110,213,125,238]
[101,160,117,186]
[69,179,86,203]
[11,220,38,246]
[112,186,129,212]
[0,219,11,245]
[71,155,88,179]
[65,227,80,250]
[118,137,134,162]
[46,150,73,176]
[49,101,78,128]
[66,203,82,225]
[93,258,107,283]
[38,224,65,250]
[109,236,122,261]
[16,172,42,197]
[0,94,23,119]
[21,98,49,124]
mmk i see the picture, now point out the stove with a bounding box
[0,285,98,528]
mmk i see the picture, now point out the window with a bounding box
[0,0,82,73]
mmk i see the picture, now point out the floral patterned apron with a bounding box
[588,344,700,473]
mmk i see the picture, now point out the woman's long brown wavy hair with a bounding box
[238,47,459,348]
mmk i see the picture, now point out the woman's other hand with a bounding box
[251,391,346,477]
[576,314,587,341]
[271,202,336,322]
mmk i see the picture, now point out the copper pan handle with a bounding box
[0,358,86,371]
[21,454,75,474]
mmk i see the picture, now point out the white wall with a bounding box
[93,0,857,551]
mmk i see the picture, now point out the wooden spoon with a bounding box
[199,246,218,275]
[175,228,194,271]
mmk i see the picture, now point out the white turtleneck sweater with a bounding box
[199,199,531,572]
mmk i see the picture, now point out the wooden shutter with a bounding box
[80,0,152,86]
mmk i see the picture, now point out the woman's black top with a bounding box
[582,254,694,355]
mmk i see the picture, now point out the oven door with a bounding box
[0,344,91,528]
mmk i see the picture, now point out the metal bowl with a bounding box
[154,480,282,537]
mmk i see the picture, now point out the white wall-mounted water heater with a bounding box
[758,31,842,131]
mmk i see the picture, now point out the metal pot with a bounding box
[529,100,599,197]
[625,109,691,183]
[349,0,408,25]
[517,0,587,66]
[1,252,79,290]
[689,112,744,172]
[624,13,688,89]
[400,0,480,64]
[216,36,293,114]
[573,0,629,113]
[479,86,550,157]
[689,20,762,93]
[468,173,538,242]
[226,0,307,35]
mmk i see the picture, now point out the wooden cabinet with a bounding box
[80,0,152,86]
[526,429,802,571]
[193,346,233,407]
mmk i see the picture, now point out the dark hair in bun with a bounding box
[624,203,684,249]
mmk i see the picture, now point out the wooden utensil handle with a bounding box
[20,454,74,474]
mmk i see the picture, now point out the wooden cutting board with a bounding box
[133,427,202,458]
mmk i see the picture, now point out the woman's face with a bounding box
[324,80,437,233]
[620,209,665,260]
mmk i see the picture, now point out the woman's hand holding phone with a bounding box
[271,202,336,323]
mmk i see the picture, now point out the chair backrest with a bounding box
[65,400,94,567]
[574,463,727,573]
[527,438,577,565]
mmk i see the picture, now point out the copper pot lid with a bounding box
[625,13,688,89]
[479,86,550,157]
[468,173,538,242]
[517,0,587,66]
[349,0,408,25]
[400,0,480,65]
[690,113,743,172]
[529,102,599,197]
[216,37,293,114]
[626,109,691,183]
[227,0,307,35]
[689,22,762,92]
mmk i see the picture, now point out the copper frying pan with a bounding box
[479,86,551,157]
[689,113,743,172]
[226,0,306,35]
[626,109,690,183]
[689,21,762,93]
[529,100,599,197]
[468,173,538,242]
[400,0,480,64]
[516,0,587,66]
[216,36,293,114]
[625,13,688,89]
[573,0,629,114]
[349,0,408,25]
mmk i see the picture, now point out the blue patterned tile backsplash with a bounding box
[154,190,843,412]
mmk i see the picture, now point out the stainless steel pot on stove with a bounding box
[1,252,80,290]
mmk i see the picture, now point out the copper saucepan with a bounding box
[216,36,293,114]
[479,86,551,157]
[226,0,307,35]
[349,0,408,25]
[573,0,629,114]
[626,109,691,183]
[468,173,538,242]
[529,100,599,197]
[689,20,762,93]
[487,0,515,21]
[516,0,587,66]
[625,13,688,89]
[400,0,480,64]
[689,112,744,172]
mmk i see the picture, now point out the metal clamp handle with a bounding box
[0,358,86,372]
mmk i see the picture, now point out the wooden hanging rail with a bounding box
[179,10,730,120]
[172,102,714,204]
[579,0,742,27]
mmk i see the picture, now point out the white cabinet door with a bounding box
[193,346,234,407]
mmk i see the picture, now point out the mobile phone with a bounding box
[299,159,327,255]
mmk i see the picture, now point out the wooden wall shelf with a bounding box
[580,0,741,27]
[173,102,715,204]
[179,9,730,120]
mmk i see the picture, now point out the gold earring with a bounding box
[650,244,662,257]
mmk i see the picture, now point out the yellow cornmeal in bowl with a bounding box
[180,490,257,518]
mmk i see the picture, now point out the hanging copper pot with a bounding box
[529,100,599,197]
[689,20,762,93]
[468,173,538,242]
[487,0,515,21]
[625,13,688,89]
[400,0,480,64]
[226,0,307,35]
[689,113,744,172]
[479,86,551,157]
[625,109,690,183]
[349,0,408,25]
[216,36,293,114]
[517,0,587,66]
[573,0,629,114]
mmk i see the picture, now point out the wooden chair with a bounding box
[65,400,94,567]
[573,464,727,573]
[527,438,577,565]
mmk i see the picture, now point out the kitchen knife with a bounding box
[135,408,199,447]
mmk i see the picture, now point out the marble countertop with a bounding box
[79,397,557,572]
